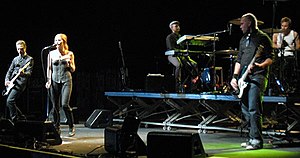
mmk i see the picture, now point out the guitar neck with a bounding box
[10,61,31,83]
[240,55,257,80]
[10,72,21,84]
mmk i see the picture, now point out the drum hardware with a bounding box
[174,27,236,93]
[265,0,292,95]
[269,47,299,95]
[215,49,239,55]
[286,49,299,71]
[195,30,230,92]
[229,18,264,26]
[262,28,283,34]
[221,56,237,59]
[216,48,238,86]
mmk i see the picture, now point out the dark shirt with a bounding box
[5,54,34,89]
[166,32,183,50]
[237,29,274,78]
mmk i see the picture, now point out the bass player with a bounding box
[230,13,274,150]
[4,40,34,122]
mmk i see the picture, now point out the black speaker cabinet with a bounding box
[147,131,206,158]
[0,119,14,134]
[145,74,165,92]
[104,126,122,154]
[104,116,147,156]
[85,109,112,128]
[14,120,62,146]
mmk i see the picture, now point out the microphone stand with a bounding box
[196,29,228,92]
[41,48,51,121]
[41,46,58,122]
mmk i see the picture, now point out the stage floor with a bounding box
[38,123,300,158]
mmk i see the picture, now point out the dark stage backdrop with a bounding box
[0,0,299,121]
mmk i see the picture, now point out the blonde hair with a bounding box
[281,17,292,28]
[16,40,27,50]
[55,33,69,51]
[242,13,258,30]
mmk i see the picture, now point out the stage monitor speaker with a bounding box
[145,74,165,92]
[85,109,112,128]
[104,116,146,156]
[147,131,206,158]
[0,119,16,145]
[0,119,14,134]
[14,120,62,146]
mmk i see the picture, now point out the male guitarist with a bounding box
[4,40,34,122]
[230,13,274,150]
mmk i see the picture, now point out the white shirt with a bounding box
[277,30,296,57]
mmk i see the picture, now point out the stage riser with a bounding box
[0,144,77,158]
[105,91,300,134]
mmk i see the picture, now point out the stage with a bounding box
[1,91,300,157]
[1,124,300,158]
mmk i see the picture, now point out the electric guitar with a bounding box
[119,41,129,89]
[2,61,31,96]
[237,45,264,98]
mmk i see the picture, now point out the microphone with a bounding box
[118,41,122,49]
[43,44,57,49]
[229,23,232,35]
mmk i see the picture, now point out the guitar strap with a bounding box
[248,33,259,60]
[18,56,30,68]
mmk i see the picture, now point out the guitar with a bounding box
[119,41,129,89]
[237,45,264,98]
[2,61,31,96]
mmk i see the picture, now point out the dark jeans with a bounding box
[241,74,267,143]
[6,87,25,121]
[50,80,74,129]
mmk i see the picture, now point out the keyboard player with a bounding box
[166,20,199,93]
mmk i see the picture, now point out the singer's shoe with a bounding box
[68,126,75,137]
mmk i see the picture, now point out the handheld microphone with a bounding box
[229,23,232,35]
[43,44,57,49]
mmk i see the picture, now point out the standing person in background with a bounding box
[45,33,76,137]
[230,13,274,150]
[272,17,299,93]
[4,40,34,122]
[166,20,199,93]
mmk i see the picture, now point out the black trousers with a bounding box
[49,80,74,129]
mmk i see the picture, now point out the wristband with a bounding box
[233,74,239,80]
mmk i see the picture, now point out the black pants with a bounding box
[6,86,25,121]
[49,80,74,129]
